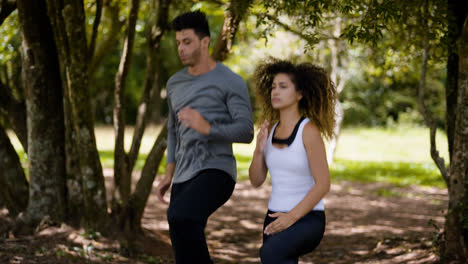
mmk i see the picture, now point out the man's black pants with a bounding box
[167,169,235,264]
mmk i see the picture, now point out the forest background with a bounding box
[0,0,467,263]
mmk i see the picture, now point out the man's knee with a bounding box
[168,206,191,225]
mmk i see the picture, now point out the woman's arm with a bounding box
[264,122,330,235]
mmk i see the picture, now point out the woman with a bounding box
[249,58,337,264]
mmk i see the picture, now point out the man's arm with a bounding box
[156,162,175,204]
[166,97,177,164]
[208,79,254,143]
[156,97,177,204]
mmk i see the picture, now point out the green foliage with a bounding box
[0,11,20,64]
[0,10,23,100]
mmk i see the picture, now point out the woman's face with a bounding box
[270,73,302,110]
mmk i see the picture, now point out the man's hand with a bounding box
[156,175,172,204]
[177,107,211,135]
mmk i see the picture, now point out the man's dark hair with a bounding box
[171,10,210,39]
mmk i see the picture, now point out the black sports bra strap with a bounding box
[272,117,306,146]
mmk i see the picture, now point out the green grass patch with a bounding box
[99,150,166,175]
[333,126,449,163]
[9,125,448,189]
[234,155,445,188]
[330,159,446,188]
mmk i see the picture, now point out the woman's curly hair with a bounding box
[253,57,338,140]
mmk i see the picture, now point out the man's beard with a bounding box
[182,47,202,66]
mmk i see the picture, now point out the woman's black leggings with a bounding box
[167,169,235,264]
[260,209,326,264]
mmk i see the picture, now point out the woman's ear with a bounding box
[296,91,303,101]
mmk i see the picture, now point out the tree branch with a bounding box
[88,2,125,77]
[127,0,170,174]
[113,0,140,203]
[263,13,317,44]
[87,0,103,61]
[416,0,448,183]
[212,0,253,61]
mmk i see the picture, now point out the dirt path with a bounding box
[143,180,447,264]
[0,179,447,263]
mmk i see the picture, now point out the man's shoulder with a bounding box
[167,68,189,86]
[215,63,246,85]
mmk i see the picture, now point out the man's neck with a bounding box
[188,57,217,76]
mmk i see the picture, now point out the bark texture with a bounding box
[446,0,467,161]
[443,14,468,261]
[17,0,67,232]
[46,0,108,230]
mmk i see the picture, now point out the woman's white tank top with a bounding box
[264,118,325,212]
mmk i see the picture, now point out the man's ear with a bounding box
[201,36,210,49]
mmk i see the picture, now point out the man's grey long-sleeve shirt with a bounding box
[166,62,254,184]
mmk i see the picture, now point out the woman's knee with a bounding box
[259,244,276,264]
[260,242,295,264]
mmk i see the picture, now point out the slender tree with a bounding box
[113,0,141,206]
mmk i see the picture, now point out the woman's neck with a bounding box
[278,108,301,128]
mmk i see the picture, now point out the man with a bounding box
[156,10,254,264]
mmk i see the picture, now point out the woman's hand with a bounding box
[255,120,269,154]
[264,212,298,235]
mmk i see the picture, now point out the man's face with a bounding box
[175,29,204,66]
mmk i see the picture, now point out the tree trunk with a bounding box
[0,123,28,217]
[46,0,108,231]
[127,0,170,175]
[63,93,85,227]
[121,121,168,232]
[212,0,250,61]
[443,14,468,262]
[16,0,67,233]
[446,0,467,161]
[327,17,345,164]
[113,0,141,205]
[119,0,170,234]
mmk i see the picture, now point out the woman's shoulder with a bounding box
[302,120,322,143]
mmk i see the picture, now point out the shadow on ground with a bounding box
[1,175,446,264]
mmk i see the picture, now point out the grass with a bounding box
[8,124,448,188]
